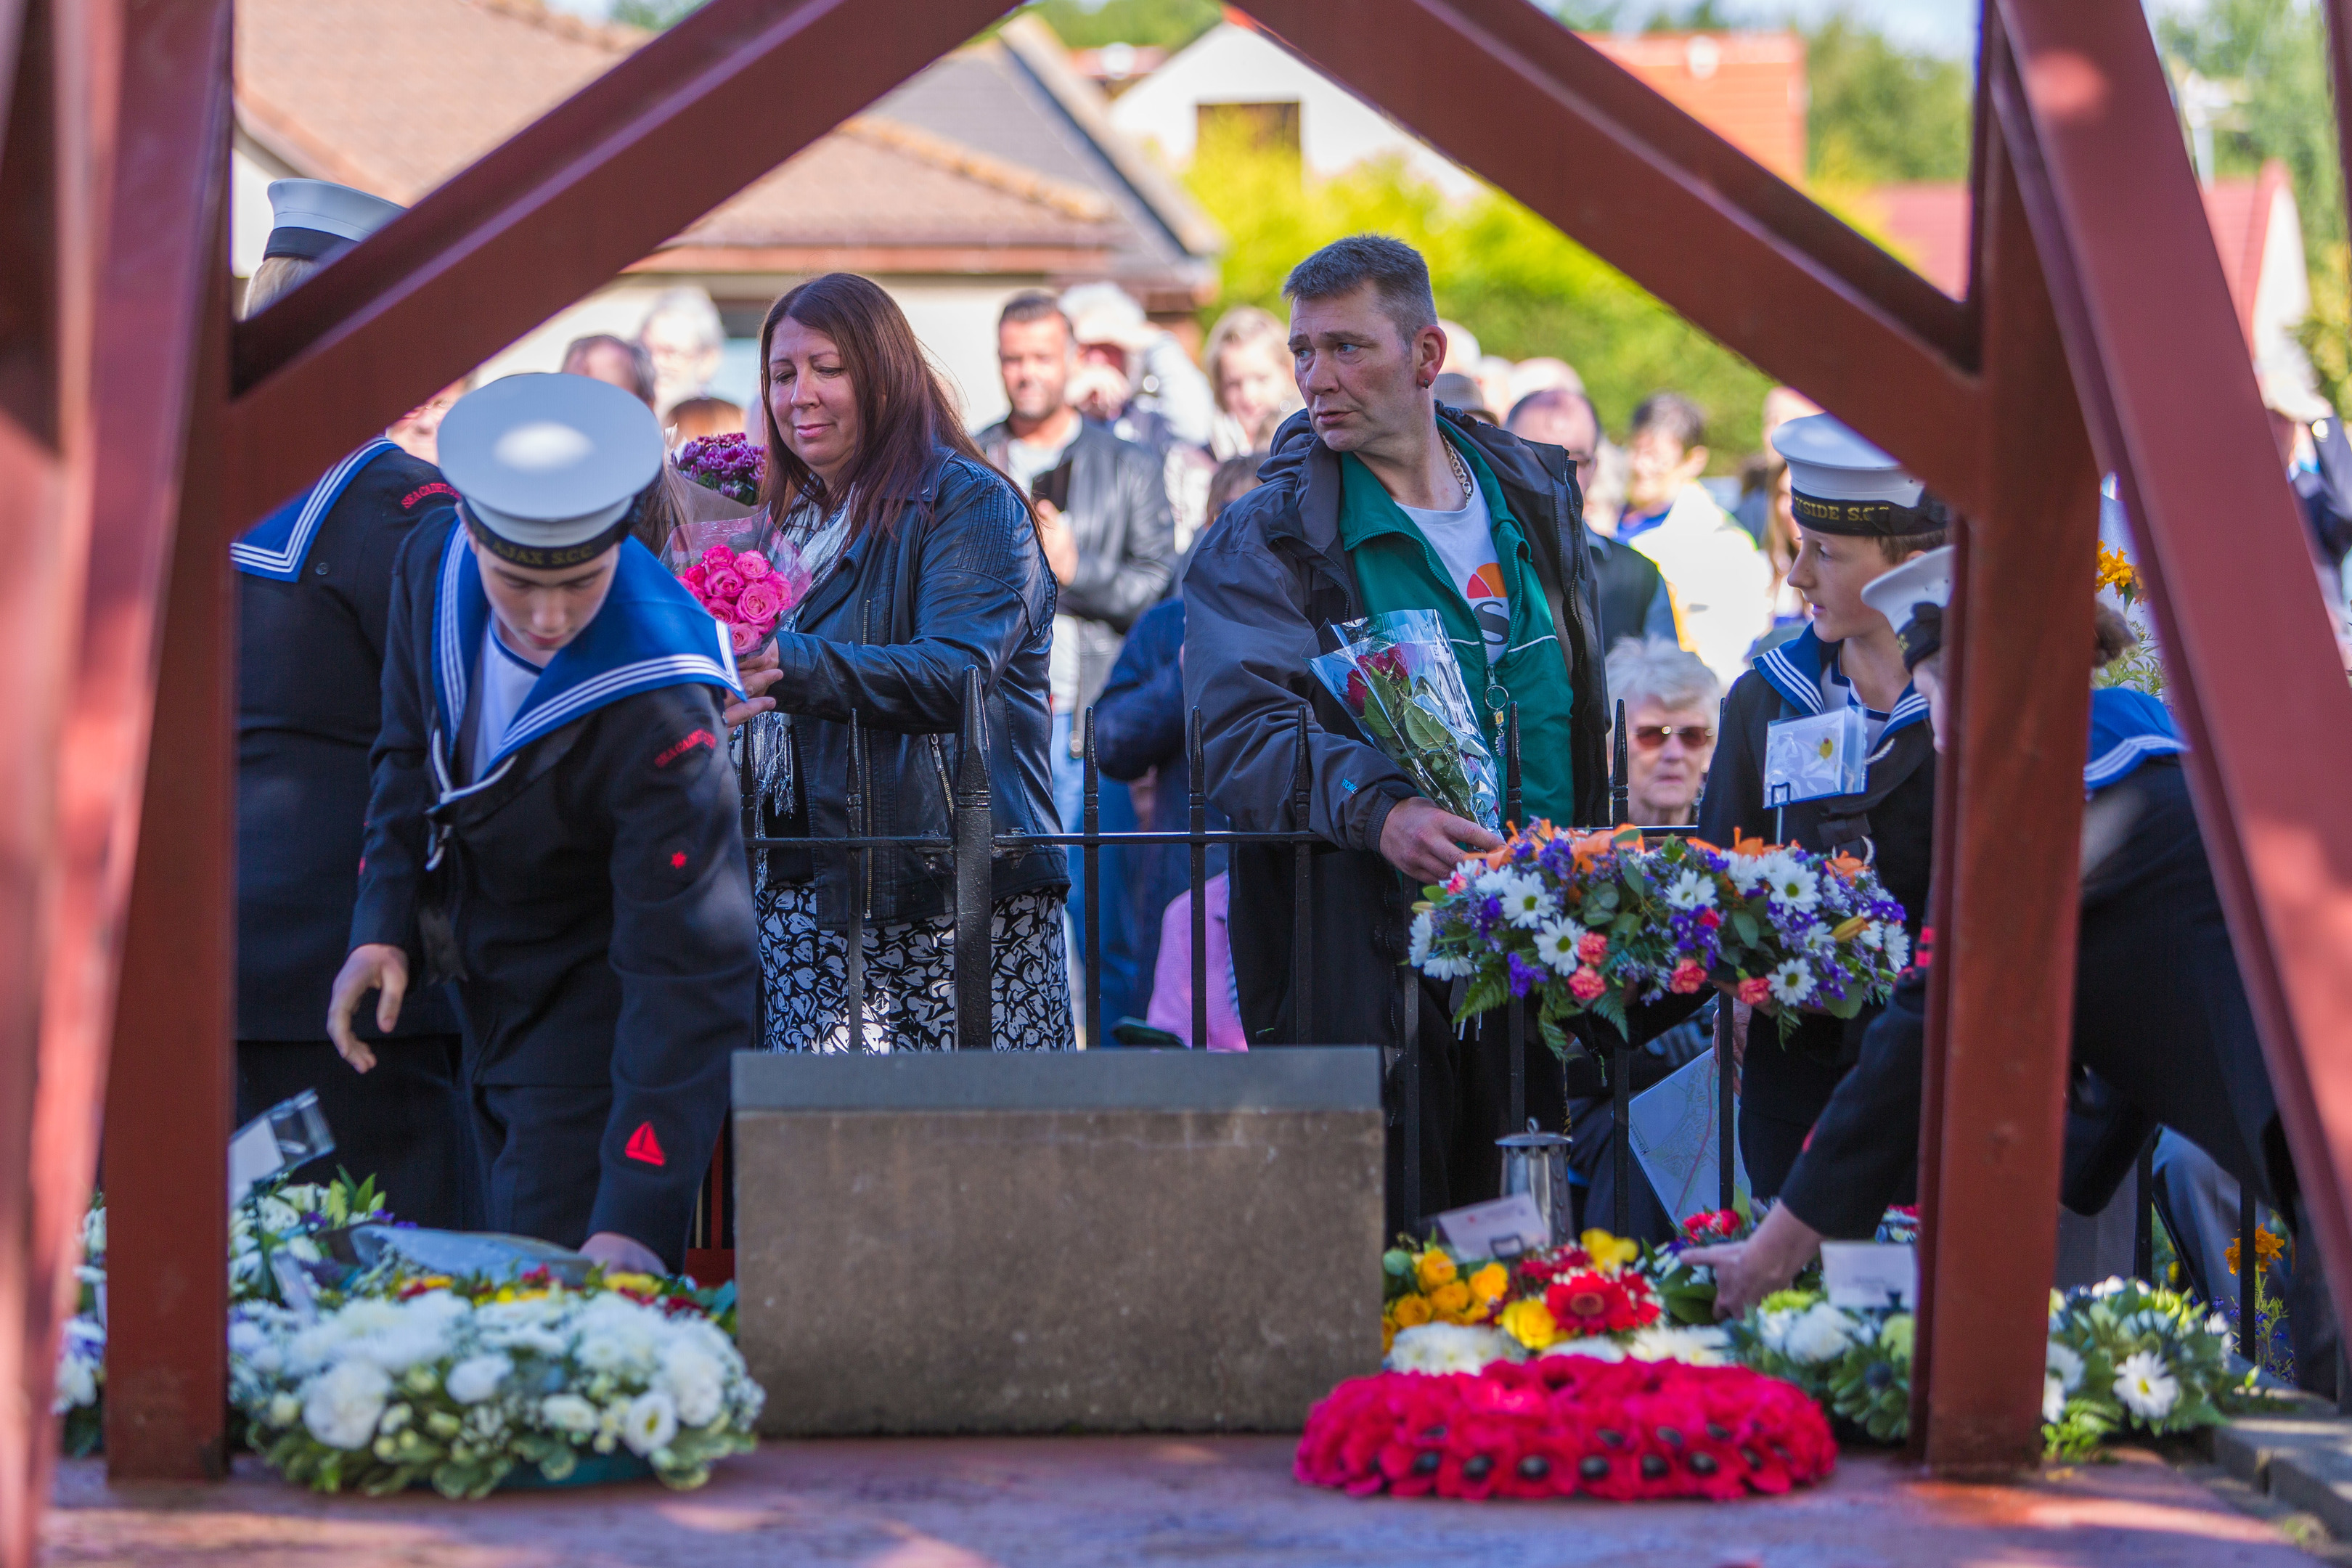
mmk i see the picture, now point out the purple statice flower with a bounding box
[1507,951,1545,997]
[1470,895,1505,937]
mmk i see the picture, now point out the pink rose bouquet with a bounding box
[681,542,811,656]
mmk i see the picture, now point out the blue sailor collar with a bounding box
[431,527,743,780]
[1751,624,1930,740]
[231,438,401,580]
[2085,685,2184,795]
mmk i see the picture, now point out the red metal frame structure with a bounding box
[4,0,2351,1544]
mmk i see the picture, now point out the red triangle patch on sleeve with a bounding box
[624,1121,666,1167]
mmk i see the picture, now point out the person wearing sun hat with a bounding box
[1631,412,1948,1200]
[233,178,482,1226]
[1686,547,2342,1394]
[328,372,758,1275]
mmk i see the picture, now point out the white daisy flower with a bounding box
[1726,853,1771,894]
[1760,854,1821,913]
[2043,1373,2067,1424]
[1490,870,1556,928]
[2112,1349,2179,1420]
[1665,870,1718,911]
[1408,910,1434,965]
[1781,1303,1858,1365]
[2046,1339,2085,1392]
[1884,927,1912,970]
[1767,959,1816,1007]
[622,1390,679,1456]
[1532,918,1586,975]
[1386,1323,1519,1374]
[1423,952,1474,981]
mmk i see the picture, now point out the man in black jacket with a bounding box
[234,179,471,1225]
[976,292,1175,1024]
[329,374,756,1275]
[1184,236,1609,1227]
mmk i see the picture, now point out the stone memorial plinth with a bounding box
[732,1047,1384,1435]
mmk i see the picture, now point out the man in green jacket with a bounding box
[1183,235,1609,1226]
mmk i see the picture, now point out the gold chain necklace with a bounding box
[1443,436,1471,507]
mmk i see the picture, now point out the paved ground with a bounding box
[44,1436,2330,1567]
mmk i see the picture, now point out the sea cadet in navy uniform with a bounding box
[1636,416,1946,1196]
[329,373,756,1275]
[1686,548,2340,1390]
[235,179,473,1226]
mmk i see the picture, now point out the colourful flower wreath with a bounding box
[1296,1356,1836,1503]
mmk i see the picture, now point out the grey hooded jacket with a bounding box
[1181,405,1609,1050]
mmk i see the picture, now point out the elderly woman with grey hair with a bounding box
[1604,637,1722,827]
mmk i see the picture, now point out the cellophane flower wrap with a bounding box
[1410,825,1910,1055]
[678,541,811,658]
[232,1267,764,1498]
[1310,609,1500,833]
[673,431,763,507]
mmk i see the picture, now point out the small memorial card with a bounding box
[1763,706,1869,807]
[1821,1241,1918,1310]
[1434,1193,1551,1259]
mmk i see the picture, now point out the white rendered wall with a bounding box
[1108,22,1479,199]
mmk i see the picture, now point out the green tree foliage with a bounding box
[608,0,702,28]
[2159,0,2351,411]
[1804,15,1972,186]
[1023,0,1221,51]
[1184,123,1768,457]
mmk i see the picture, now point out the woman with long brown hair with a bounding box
[743,273,1071,1051]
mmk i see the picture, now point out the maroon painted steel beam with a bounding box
[1239,0,1988,515]
[49,0,236,1489]
[0,0,120,1553]
[223,0,1012,526]
[1907,78,2096,1474]
[1994,0,2352,1340]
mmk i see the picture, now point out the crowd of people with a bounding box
[237,179,2344,1388]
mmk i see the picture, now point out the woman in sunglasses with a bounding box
[1603,637,1720,826]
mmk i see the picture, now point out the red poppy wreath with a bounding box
[1294,1355,1836,1502]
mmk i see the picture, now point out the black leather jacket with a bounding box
[764,446,1066,927]
[974,415,1175,716]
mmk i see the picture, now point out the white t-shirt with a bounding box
[1005,428,1084,711]
[1821,658,1895,751]
[468,621,545,782]
[1397,480,1508,666]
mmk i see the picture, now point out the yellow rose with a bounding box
[1499,1298,1559,1349]
[603,1272,663,1297]
[1415,1250,1458,1292]
[1391,1292,1434,1328]
[1383,1322,1397,1354]
[1468,1262,1509,1303]
[1580,1229,1641,1270]
[1429,1281,1472,1319]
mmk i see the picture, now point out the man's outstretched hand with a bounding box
[1681,1202,1824,1318]
[1379,796,1502,885]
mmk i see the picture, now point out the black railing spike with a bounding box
[1082,706,1102,1053]
[952,669,992,1050]
[845,711,867,1055]
[1189,706,1209,1055]
[1289,703,1312,1044]
[1506,701,1523,832]
[1610,697,1630,826]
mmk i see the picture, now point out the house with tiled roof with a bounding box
[231,0,1218,422]
[1106,13,1805,195]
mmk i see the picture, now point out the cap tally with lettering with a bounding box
[436,374,664,571]
[262,179,404,261]
[1771,412,1949,539]
[1859,544,1955,671]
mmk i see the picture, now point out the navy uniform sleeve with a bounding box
[1775,969,1927,1237]
[584,683,759,1253]
[348,520,446,962]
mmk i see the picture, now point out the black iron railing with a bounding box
[698,676,2278,1381]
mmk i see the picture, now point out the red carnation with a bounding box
[1736,976,1771,1006]
[1576,931,1609,964]
[1668,960,1707,994]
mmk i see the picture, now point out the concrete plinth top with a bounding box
[730,1045,1383,1112]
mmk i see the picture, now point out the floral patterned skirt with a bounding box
[756,881,1074,1053]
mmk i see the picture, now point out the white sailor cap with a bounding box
[438,374,664,569]
[264,179,404,262]
[1859,544,1955,670]
[1771,412,1948,537]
